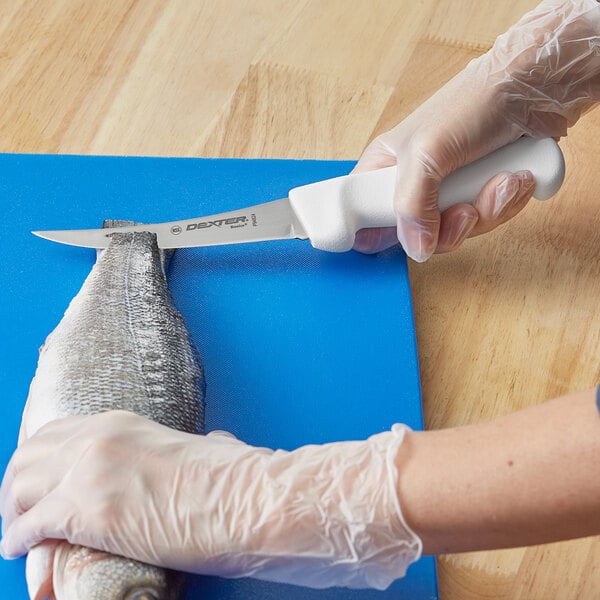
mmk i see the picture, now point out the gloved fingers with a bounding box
[393,144,448,262]
[26,540,59,600]
[206,430,247,446]
[469,170,535,237]
[435,206,479,254]
[352,227,398,254]
[0,464,61,536]
[0,430,68,519]
[350,136,397,174]
[0,495,66,559]
[434,170,535,252]
[0,414,112,520]
[396,213,440,263]
[351,134,409,255]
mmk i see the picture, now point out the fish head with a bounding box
[53,543,184,600]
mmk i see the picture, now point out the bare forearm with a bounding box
[397,388,600,555]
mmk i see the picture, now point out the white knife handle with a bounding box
[288,137,565,252]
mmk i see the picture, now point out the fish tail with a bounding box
[100,219,174,273]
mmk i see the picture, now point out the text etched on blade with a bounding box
[184,215,258,232]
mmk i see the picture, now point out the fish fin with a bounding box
[26,541,58,600]
[99,219,174,273]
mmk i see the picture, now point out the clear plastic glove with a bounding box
[0,411,421,590]
[353,0,600,261]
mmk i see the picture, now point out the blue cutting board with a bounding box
[0,154,438,599]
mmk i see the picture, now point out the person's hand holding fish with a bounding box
[353,0,600,261]
[3,393,600,595]
[1,410,421,590]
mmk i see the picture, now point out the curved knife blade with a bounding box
[33,198,308,249]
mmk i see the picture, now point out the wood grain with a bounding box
[255,0,432,86]
[196,61,393,159]
[425,0,538,49]
[1,1,598,597]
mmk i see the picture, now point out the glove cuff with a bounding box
[224,424,423,590]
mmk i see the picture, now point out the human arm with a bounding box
[1,389,599,589]
[353,0,600,260]
[0,412,421,590]
[399,387,600,554]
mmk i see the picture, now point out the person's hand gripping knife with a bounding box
[353,0,600,260]
[0,411,421,590]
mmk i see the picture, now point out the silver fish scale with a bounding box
[46,231,205,433]
[24,228,205,600]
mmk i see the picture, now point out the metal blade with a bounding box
[32,198,308,249]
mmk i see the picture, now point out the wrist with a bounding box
[484,0,600,136]
[223,427,422,589]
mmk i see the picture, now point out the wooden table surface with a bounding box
[1,1,599,598]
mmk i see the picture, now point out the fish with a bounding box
[18,221,206,600]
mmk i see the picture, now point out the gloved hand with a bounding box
[0,410,421,590]
[353,0,600,261]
